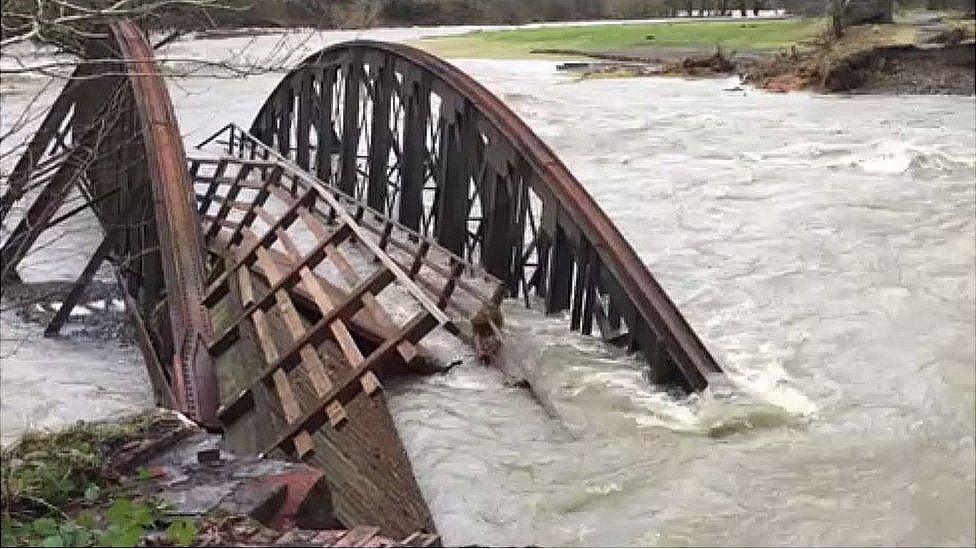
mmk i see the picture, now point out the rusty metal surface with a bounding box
[247,41,722,390]
[2,29,722,417]
[108,22,218,425]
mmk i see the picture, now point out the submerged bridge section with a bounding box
[0,22,722,539]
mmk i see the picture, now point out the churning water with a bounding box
[1,27,973,546]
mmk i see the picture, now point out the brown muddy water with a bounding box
[1,26,973,546]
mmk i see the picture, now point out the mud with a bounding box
[744,39,976,95]
[851,42,976,94]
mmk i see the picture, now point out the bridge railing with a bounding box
[247,41,721,390]
[196,122,507,323]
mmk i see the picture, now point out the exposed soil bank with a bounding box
[441,14,973,95]
[554,29,974,95]
[745,40,975,95]
[839,42,975,94]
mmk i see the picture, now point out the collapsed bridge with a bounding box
[0,21,723,539]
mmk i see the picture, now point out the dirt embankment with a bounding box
[831,42,975,94]
[742,21,976,95]
[552,18,975,95]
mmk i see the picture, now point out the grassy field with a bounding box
[414,19,828,59]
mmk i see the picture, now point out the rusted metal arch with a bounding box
[109,22,218,425]
[0,21,218,424]
[248,41,722,390]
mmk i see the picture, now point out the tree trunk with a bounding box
[830,0,845,39]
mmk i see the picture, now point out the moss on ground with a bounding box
[2,417,150,512]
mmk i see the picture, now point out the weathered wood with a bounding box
[203,188,318,308]
[217,267,395,423]
[437,261,466,310]
[224,168,281,250]
[208,223,352,355]
[268,184,422,364]
[239,139,453,327]
[234,243,409,354]
[260,309,437,458]
[250,242,334,397]
[196,159,229,215]
[236,259,317,459]
[205,163,256,241]
[275,228,366,369]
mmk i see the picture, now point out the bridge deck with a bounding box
[191,151,506,537]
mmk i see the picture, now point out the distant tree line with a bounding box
[1,0,781,50]
[5,0,971,40]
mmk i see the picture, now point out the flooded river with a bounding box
[1,26,974,546]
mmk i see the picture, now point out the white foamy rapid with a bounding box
[1,28,973,546]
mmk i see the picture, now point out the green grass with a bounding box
[415,19,827,59]
[1,416,198,547]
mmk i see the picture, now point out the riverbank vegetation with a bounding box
[413,6,974,96]
[1,415,197,547]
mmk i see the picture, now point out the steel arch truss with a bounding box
[248,41,722,391]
